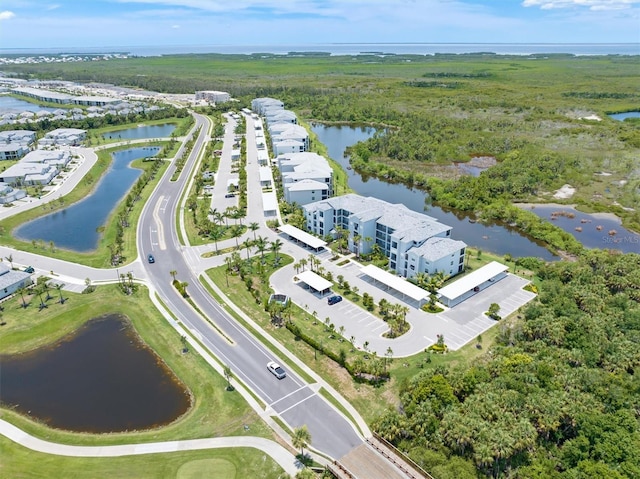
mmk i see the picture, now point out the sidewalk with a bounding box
[0,418,300,477]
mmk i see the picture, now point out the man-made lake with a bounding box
[15,146,159,251]
[608,111,640,121]
[0,314,190,433]
[0,95,58,113]
[524,204,639,254]
[311,123,556,260]
[102,124,176,140]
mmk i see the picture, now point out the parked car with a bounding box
[327,295,343,305]
[225,193,235,198]
[24,266,35,274]
[267,361,286,379]
[147,254,155,264]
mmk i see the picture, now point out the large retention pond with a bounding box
[0,314,190,433]
[102,124,176,140]
[311,123,556,260]
[15,146,159,252]
[0,96,58,114]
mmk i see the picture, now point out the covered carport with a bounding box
[278,224,327,251]
[360,264,428,308]
[438,261,508,308]
[296,270,333,296]
[262,192,278,217]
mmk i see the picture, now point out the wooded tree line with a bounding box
[372,249,640,479]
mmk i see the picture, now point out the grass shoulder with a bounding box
[0,436,285,479]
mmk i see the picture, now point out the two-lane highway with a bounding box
[137,113,363,459]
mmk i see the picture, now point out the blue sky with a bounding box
[0,0,638,51]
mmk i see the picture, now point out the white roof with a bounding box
[360,264,428,302]
[438,261,508,300]
[262,192,279,212]
[285,179,328,192]
[259,166,273,182]
[296,270,333,292]
[278,224,327,249]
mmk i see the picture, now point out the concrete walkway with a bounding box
[0,419,300,476]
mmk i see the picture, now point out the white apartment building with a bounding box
[303,194,467,279]
[276,152,333,197]
[195,90,231,103]
[251,97,284,115]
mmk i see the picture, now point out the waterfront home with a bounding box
[0,263,32,300]
[303,194,467,279]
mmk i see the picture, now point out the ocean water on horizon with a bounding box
[1,43,638,57]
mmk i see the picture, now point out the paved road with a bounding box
[137,113,364,460]
[0,419,300,477]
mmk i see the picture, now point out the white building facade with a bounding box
[303,194,467,279]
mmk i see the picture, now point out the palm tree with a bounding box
[299,258,308,271]
[255,236,268,264]
[270,239,283,265]
[17,286,28,308]
[249,222,259,240]
[53,282,65,304]
[231,224,243,248]
[292,425,312,457]
[35,283,47,309]
[243,238,252,261]
[4,254,13,270]
[363,236,373,256]
[209,227,223,254]
[413,271,428,289]
[385,346,394,372]
[170,270,178,282]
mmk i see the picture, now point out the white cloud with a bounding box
[0,10,16,20]
[522,0,640,10]
[171,24,180,28]
[115,0,337,16]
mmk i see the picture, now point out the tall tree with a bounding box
[292,425,312,457]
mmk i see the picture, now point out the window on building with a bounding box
[410,265,415,271]
[391,241,398,248]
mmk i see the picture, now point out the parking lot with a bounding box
[272,252,537,357]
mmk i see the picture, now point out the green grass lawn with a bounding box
[0,284,273,447]
[202,247,533,424]
[0,436,285,479]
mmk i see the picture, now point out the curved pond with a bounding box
[103,124,176,140]
[608,111,640,121]
[0,314,190,433]
[15,146,159,252]
[523,204,639,254]
[311,123,556,260]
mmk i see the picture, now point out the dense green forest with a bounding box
[373,249,640,478]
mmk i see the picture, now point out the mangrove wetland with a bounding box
[3,52,640,478]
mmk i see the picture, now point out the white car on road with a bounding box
[267,361,286,379]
